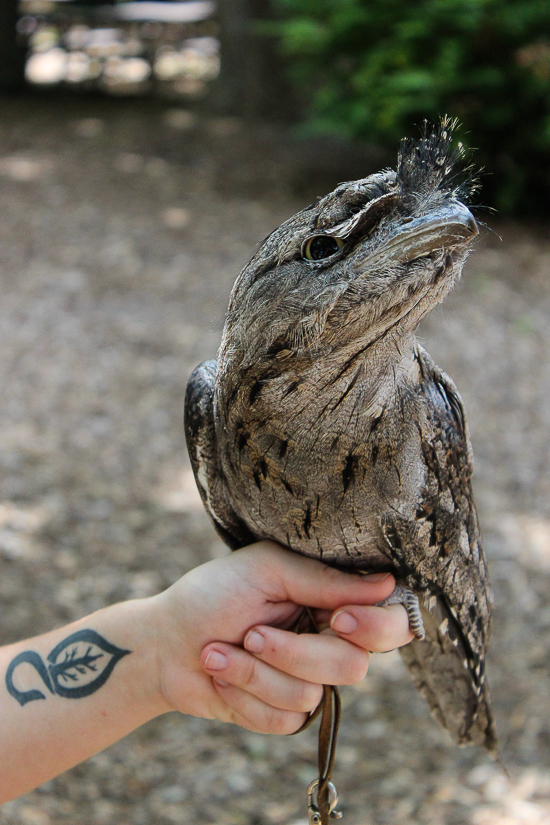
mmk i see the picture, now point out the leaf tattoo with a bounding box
[5,630,131,706]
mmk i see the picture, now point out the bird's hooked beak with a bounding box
[365,202,478,266]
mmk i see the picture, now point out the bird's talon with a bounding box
[376,583,425,641]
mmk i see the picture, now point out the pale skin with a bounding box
[0,541,413,804]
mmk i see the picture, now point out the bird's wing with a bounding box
[184,360,256,550]
[382,346,497,752]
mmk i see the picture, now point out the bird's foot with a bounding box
[376,582,425,640]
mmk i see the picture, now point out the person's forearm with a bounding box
[0,598,167,803]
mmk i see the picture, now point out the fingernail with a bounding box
[244,630,265,654]
[214,678,229,688]
[363,572,391,582]
[331,611,358,634]
[204,650,228,671]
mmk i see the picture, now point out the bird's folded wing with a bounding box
[382,347,497,751]
[184,359,255,549]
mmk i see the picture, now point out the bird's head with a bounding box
[220,119,479,370]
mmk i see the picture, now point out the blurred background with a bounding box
[0,1,549,824]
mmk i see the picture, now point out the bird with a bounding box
[184,118,497,755]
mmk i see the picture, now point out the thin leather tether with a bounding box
[291,609,342,825]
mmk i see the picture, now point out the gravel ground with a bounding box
[0,93,550,825]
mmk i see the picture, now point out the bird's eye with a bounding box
[302,235,344,261]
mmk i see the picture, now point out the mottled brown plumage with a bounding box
[185,120,496,753]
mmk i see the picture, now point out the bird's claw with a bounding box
[376,582,425,640]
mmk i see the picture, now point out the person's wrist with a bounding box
[114,596,174,717]
[141,584,202,716]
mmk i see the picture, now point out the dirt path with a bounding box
[1,94,549,825]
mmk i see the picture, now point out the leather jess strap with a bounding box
[291,610,342,825]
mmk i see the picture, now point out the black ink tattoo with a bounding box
[5,629,131,707]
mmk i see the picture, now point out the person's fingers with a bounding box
[330,603,414,652]
[236,542,396,611]
[201,642,323,713]
[211,681,308,735]
[243,625,370,685]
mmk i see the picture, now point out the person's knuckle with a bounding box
[265,706,293,735]
[371,614,408,652]
[296,680,322,712]
[274,640,298,673]
[240,655,259,688]
[282,713,305,735]
[367,633,388,654]
[226,707,242,727]
[291,714,309,734]
[379,632,398,652]
[321,564,344,585]
[338,652,369,684]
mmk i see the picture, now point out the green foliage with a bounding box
[270,0,550,213]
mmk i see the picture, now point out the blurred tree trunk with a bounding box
[210,0,294,120]
[0,0,26,90]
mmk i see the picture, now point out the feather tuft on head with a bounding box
[397,117,480,204]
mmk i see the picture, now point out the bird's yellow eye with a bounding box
[302,235,344,261]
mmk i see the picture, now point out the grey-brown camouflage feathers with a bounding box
[185,119,497,753]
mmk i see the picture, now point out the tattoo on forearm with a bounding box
[5,630,131,706]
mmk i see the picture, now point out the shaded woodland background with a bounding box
[1,2,550,824]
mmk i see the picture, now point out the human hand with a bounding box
[151,542,413,733]
[0,541,410,802]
